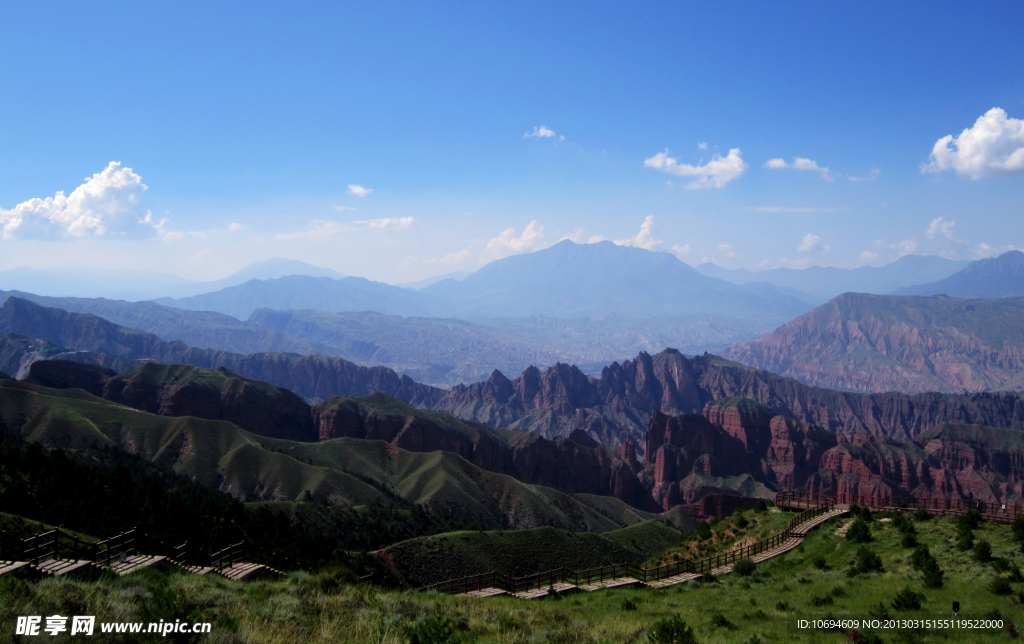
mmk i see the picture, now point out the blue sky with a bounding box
[1,2,1022,283]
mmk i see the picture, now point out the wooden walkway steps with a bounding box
[459,587,507,598]
[217,562,284,582]
[578,576,642,592]
[35,558,104,580]
[513,582,578,599]
[645,572,700,589]
[0,561,42,580]
[110,555,180,577]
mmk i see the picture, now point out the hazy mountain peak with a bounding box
[894,250,1024,298]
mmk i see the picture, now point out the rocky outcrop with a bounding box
[723,292,1024,394]
[313,393,657,510]
[103,363,318,442]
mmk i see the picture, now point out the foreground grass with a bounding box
[1,514,1022,643]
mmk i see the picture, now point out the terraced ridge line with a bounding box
[418,503,845,599]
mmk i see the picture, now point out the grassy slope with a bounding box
[0,380,652,532]
[3,514,1022,643]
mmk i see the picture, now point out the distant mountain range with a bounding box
[696,254,970,300]
[723,292,1024,394]
[893,250,1024,298]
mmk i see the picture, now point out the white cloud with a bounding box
[347,184,373,197]
[614,216,662,250]
[671,243,691,257]
[333,205,355,211]
[926,216,956,240]
[860,250,879,263]
[486,221,545,255]
[644,148,748,189]
[358,217,416,230]
[923,108,1024,179]
[797,233,822,252]
[972,242,1023,259]
[0,162,160,241]
[229,222,243,233]
[273,220,353,241]
[763,157,834,181]
[717,242,736,257]
[524,125,563,140]
[559,228,585,243]
[848,169,881,182]
[141,212,184,242]
[428,249,471,266]
[898,239,917,256]
[587,235,606,243]
[697,142,708,150]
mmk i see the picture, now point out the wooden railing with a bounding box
[420,501,837,594]
[212,541,244,571]
[96,528,139,567]
[21,530,90,565]
[775,491,1024,524]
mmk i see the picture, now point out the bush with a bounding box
[621,599,638,611]
[893,514,916,534]
[900,533,919,548]
[1008,564,1024,583]
[812,555,828,569]
[831,585,848,598]
[855,547,884,574]
[959,509,983,531]
[810,595,834,607]
[736,516,749,529]
[913,507,930,521]
[992,557,1009,572]
[407,613,469,644]
[733,558,756,577]
[775,600,792,612]
[648,616,697,644]
[922,564,944,589]
[1012,515,1024,544]
[989,577,1013,596]
[956,532,974,552]
[846,519,872,543]
[891,586,924,611]
[497,615,520,631]
[701,572,717,583]
[754,499,768,512]
[849,504,873,522]
[697,521,712,540]
[973,540,993,563]
[710,613,734,629]
[868,602,891,620]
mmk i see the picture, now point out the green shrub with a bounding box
[1012,515,1024,544]
[973,540,993,563]
[909,545,933,571]
[812,555,827,569]
[992,557,1009,572]
[701,572,717,583]
[989,577,1013,596]
[922,564,944,589]
[775,600,792,612]
[810,595,834,607]
[893,514,916,534]
[846,519,872,543]
[754,499,768,512]
[1008,564,1024,583]
[855,547,884,574]
[958,509,983,531]
[984,609,1003,622]
[709,613,733,629]
[913,507,930,521]
[697,521,711,540]
[900,533,919,548]
[736,516,749,529]
[830,585,847,598]
[891,586,924,611]
[648,616,697,644]
[956,532,974,552]
[849,504,873,522]
[868,602,891,620]
[733,558,756,577]
[407,613,469,644]
[622,598,638,611]
[497,615,520,631]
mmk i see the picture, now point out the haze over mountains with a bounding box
[893,250,1024,298]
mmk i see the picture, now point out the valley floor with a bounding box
[2,514,1022,643]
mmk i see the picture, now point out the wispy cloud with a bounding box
[524,125,563,140]
[356,217,416,230]
[347,184,373,197]
[644,148,748,189]
[333,205,355,211]
[428,249,471,266]
[747,206,846,213]
[848,169,881,182]
[614,215,662,250]
[717,242,736,257]
[926,216,956,240]
[923,108,1024,178]
[273,220,353,241]
[763,157,834,181]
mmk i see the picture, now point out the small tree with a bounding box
[847,519,872,543]
[855,546,884,574]
[989,577,1013,596]
[733,558,756,577]
[891,586,924,611]
[973,540,993,563]
[648,615,697,644]
[697,521,712,540]
[754,499,768,512]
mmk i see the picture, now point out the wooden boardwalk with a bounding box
[452,506,846,599]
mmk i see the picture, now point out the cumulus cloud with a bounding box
[644,148,748,189]
[587,235,606,243]
[797,233,822,252]
[671,243,691,257]
[926,216,956,240]
[860,250,879,263]
[347,184,373,197]
[0,162,170,241]
[898,239,917,256]
[486,221,545,254]
[697,142,708,150]
[614,216,662,250]
[717,242,736,257]
[524,125,563,140]
[923,108,1024,178]
[763,157,834,181]
[358,217,416,230]
[428,249,471,266]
